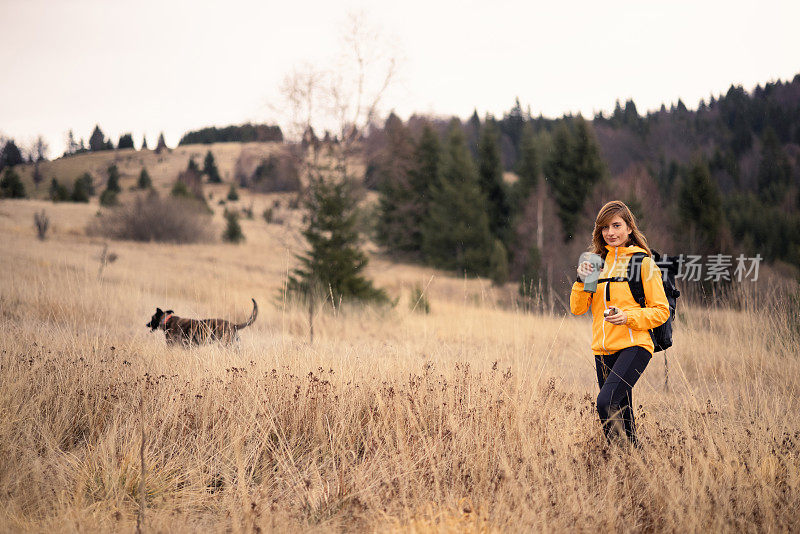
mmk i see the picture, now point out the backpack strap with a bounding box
[596,252,650,305]
[596,277,626,283]
[628,251,659,348]
[597,276,626,302]
[627,252,648,308]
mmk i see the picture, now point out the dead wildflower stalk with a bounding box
[410,275,435,314]
[308,297,314,344]
[97,243,118,280]
[137,393,146,534]
[33,209,49,240]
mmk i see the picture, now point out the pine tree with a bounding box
[488,239,509,286]
[544,121,576,241]
[106,164,121,193]
[155,132,168,154]
[722,85,753,156]
[100,165,121,206]
[70,174,93,202]
[465,109,481,158]
[118,133,134,149]
[141,134,148,150]
[171,181,192,198]
[222,209,245,243]
[203,150,221,183]
[611,100,624,128]
[138,168,152,189]
[678,157,722,251]
[0,168,26,198]
[174,160,205,203]
[82,172,95,195]
[501,97,526,153]
[572,115,605,197]
[422,121,492,275]
[624,191,645,230]
[757,127,791,203]
[0,140,24,169]
[545,117,605,242]
[406,123,441,250]
[477,117,510,242]
[286,173,387,303]
[375,113,417,254]
[724,192,800,267]
[89,126,106,152]
[66,130,79,155]
[624,100,639,124]
[49,178,69,202]
[227,183,239,201]
[99,189,118,206]
[513,122,539,213]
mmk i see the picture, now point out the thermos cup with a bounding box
[578,252,603,293]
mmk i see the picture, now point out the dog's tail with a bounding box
[235,298,258,330]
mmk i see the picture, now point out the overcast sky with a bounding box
[1,0,798,158]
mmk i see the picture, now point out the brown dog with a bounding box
[146,298,258,346]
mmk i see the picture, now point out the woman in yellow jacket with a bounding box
[570,200,669,446]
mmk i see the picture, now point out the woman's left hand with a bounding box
[604,309,628,325]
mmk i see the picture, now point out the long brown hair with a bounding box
[589,200,651,258]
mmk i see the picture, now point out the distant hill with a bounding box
[592,75,800,193]
[10,142,282,203]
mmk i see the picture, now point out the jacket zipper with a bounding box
[601,317,606,353]
[601,247,619,354]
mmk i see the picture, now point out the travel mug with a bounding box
[578,252,603,293]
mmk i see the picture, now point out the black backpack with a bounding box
[598,250,681,352]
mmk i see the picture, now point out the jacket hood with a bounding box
[604,244,649,257]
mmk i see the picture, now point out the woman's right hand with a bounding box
[577,261,594,280]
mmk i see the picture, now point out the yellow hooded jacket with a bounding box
[570,244,670,355]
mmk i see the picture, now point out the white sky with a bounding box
[1,0,799,158]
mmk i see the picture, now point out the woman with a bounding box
[570,200,669,446]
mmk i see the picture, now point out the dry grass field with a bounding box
[1,193,799,533]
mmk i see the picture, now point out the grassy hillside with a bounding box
[0,198,798,532]
[13,142,281,202]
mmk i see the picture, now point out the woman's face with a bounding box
[601,215,632,247]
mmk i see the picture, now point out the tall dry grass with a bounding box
[1,198,799,532]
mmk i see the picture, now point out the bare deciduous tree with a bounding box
[270,9,402,207]
[33,135,48,162]
[274,11,400,152]
[64,130,79,156]
[329,11,399,150]
[278,63,327,144]
[273,11,402,335]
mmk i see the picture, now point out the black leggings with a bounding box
[595,346,652,444]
